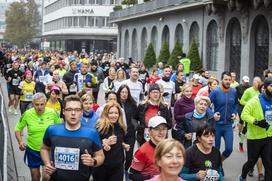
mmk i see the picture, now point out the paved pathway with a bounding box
[1,77,260,181]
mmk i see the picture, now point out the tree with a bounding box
[5,0,41,48]
[187,39,202,71]
[113,5,123,11]
[122,0,137,5]
[144,43,156,68]
[157,41,170,64]
[168,40,182,68]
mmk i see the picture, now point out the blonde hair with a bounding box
[194,96,211,106]
[180,83,192,96]
[96,102,127,135]
[80,92,94,103]
[154,138,185,168]
[116,68,126,80]
[77,88,93,98]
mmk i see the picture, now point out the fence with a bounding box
[0,86,7,181]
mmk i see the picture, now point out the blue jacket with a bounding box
[209,86,238,125]
[81,111,99,129]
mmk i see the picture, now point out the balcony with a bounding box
[109,0,211,22]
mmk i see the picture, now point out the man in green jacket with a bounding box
[239,78,272,181]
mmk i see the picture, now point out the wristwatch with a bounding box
[93,158,97,167]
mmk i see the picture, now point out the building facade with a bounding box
[42,0,121,53]
[110,0,272,80]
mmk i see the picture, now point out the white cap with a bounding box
[242,76,250,83]
[193,74,200,80]
[148,116,168,128]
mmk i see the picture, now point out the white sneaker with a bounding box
[14,110,18,115]
[8,107,12,113]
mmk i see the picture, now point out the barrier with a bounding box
[0,87,7,181]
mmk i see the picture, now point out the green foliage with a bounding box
[113,5,123,11]
[144,0,150,2]
[122,0,137,5]
[144,43,156,68]
[168,40,183,68]
[187,39,202,71]
[5,0,41,48]
[157,41,170,64]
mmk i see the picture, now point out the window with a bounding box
[73,17,79,26]
[88,16,94,27]
[79,16,86,27]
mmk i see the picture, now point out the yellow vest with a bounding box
[20,81,35,102]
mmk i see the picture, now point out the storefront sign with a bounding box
[72,8,94,15]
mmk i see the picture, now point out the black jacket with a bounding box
[136,102,172,145]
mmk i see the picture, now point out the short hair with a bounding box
[196,124,215,142]
[176,70,184,76]
[32,92,46,102]
[163,65,171,70]
[194,96,211,106]
[154,138,185,168]
[63,95,82,109]
[80,93,94,103]
[105,91,117,100]
[221,71,231,80]
[208,77,219,86]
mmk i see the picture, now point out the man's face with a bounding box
[253,77,261,89]
[163,68,171,78]
[63,101,82,126]
[80,64,88,74]
[130,68,139,81]
[231,72,236,81]
[222,74,232,89]
[33,98,46,115]
[149,90,161,102]
[176,72,184,82]
[91,65,97,71]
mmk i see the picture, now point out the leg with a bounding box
[125,132,136,170]
[30,168,41,181]
[260,138,272,181]
[93,165,107,181]
[222,125,233,160]
[14,94,20,110]
[257,158,263,175]
[241,139,263,179]
[214,124,222,150]
[109,165,124,181]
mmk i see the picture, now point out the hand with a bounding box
[254,120,269,129]
[102,139,111,151]
[214,112,221,121]
[18,141,26,151]
[196,170,207,180]
[108,135,117,145]
[44,161,56,176]
[231,113,237,121]
[81,149,96,167]
[122,143,130,152]
[185,133,192,140]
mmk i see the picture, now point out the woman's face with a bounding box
[53,71,60,81]
[50,91,58,99]
[117,71,124,80]
[109,68,116,77]
[183,86,192,98]
[107,94,117,103]
[209,80,218,91]
[158,147,184,177]
[120,87,128,101]
[153,70,158,77]
[198,133,214,150]
[195,100,208,114]
[108,106,119,124]
[25,74,32,81]
[83,99,93,113]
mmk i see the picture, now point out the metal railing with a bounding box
[0,86,7,181]
[110,0,205,20]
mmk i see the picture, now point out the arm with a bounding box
[240,89,249,106]
[241,100,257,125]
[92,149,105,167]
[40,143,56,176]
[15,115,27,151]
[128,167,152,181]
[179,167,198,181]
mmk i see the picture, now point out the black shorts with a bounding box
[10,86,21,95]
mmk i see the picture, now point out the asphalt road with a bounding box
[1,77,259,181]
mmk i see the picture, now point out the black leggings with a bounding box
[20,101,32,115]
[125,132,136,170]
[93,164,124,181]
[241,137,272,180]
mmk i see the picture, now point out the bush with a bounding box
[157,41,170,64]
[113,5,122,11]
[144,43,156,68]
[168,40,182,68]
[122,0,137,5]
[187,39,202,71]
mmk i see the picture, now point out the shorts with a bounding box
[10,86,21,95]
[24,147,43,168]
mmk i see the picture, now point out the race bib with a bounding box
[202,169,219,181]
[39,76,46,83]
[24,92,33,101]
[265,110,272,125]
[69,84,77,93]
[144,128,150,141]
[192,132,196,144]
[54,147,80,171]
[12,79,20,86]
[77,75,84,91]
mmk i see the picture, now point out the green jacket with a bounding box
[241,95,272,140]
[240,87,260,106]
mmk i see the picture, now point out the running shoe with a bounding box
[239,176,246,181]
[239,143,244,153]
[258,174,264,181]
[248,169,254,177]
[14,110,18,115]
[8,107,12,113]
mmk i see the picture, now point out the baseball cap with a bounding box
[242,76,250,83]
[50,85,61,92]
[149,83,160,93]
[148,116,168,128]
[193,74,200,80]
[264,77,272,89]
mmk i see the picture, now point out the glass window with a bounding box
[73,17,79,26]
[88,16,94,27]
[68,17,73,27]
[79,16,86,27]
[89,0,95,4]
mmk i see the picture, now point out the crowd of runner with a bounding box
[0,49,272,181]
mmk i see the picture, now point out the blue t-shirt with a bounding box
[259,94,272,125]
[43,123,102,181]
